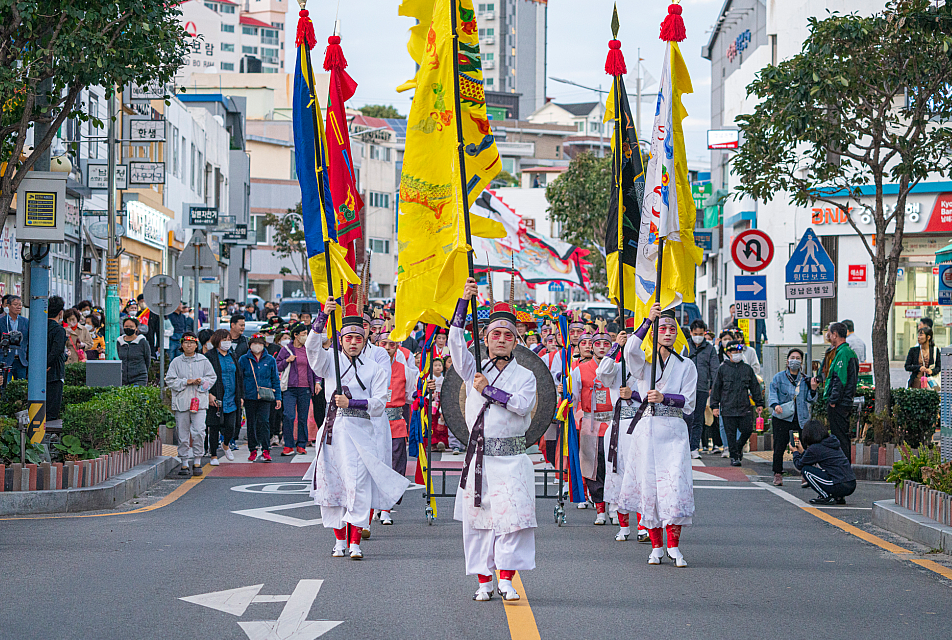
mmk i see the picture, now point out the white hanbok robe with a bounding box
[594,352,629,504]
[302,332,410,529]
[449,323,537,575]
[366,342,399,475]
[616,331,697,530]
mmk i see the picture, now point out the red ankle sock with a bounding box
[636,512,647,531]
[498,570,515,581]
[596,502,606,514]
[666,524,682,548]
[368,509,374,525]
[648,527,663,548]
[334,527,346,541]
[618,512,630,528]
[348,524,363,545]
[477,574,493,584]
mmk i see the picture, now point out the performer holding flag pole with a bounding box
[615,0,704,567]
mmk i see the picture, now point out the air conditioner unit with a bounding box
[483,36,495,45]
[483,11,495,19]
[484,60,495,69]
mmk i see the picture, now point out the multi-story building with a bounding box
[177,0,285,84]
[699,0,944,365]
[526,101,612,158]
[476,0,547,121]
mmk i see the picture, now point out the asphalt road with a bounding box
[1,452,951,640]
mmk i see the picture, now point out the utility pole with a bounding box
[598,84,604,158]
[105,88,120,359]
[636,48,642,140]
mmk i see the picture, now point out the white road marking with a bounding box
[231,482,310,494]
[692,470,727,482]
[181,580,343,640]
[232,501,324,527]
[693,485,765,490]
[754,481,812,507]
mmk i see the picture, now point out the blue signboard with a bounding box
[939,264,952,305]
[734,275,766,301]
[695,231,713,251]
[548,282,565,292]
[785,228,835,284]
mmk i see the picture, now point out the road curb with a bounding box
[872,499,952,554]
[743,453,891,481]
[0,456,180,516]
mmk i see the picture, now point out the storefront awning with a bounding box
[935,241,952,263]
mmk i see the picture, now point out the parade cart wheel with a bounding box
[442,344,557,447]
[425,505,434,525]
[554,504,565,526]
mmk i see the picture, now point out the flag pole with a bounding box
[449,0,483,374]
[300,16,342,395]
[648,238,665,391]
[611,73,627,382]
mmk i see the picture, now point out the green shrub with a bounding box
[887,445,940,486]
[890,387,939,448]
[62,386,112,407]
[0,416,44,465]
[0,379,29,418]
[65,363,86,386]
[922,461,952,495]
[62,386,172,454]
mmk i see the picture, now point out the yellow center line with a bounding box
[0,464,208,521]
[801,506,912,554]
[499,571,541,640]
[911,558,952,581]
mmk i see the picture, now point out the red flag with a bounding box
[322,35,364,250]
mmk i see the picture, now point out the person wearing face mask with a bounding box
[687,319,719,459]
[276,323,316,457]
[303,300,410,560]
[616,303,698,567]
[767,348,819,486]
[205,329,243,466]
[166,332,217,476]
[239,334,282,462]
[117,317,152,386]
[0,295,29,382]
[87,314,105,360]
[710,341,765,467]
[266,329,289,446]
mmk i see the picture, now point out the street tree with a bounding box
[265,205,314,297]
[358,104,405,119]
[732,0,952,414]
[0,0,190,225]
[546,152,612,295]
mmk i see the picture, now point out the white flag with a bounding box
[635,44,681,307]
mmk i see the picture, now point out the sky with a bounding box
[292,0,726,167]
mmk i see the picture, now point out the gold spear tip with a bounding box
[297,0,306,10]
[611,3,620,39]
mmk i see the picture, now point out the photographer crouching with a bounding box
[793,419,856,505]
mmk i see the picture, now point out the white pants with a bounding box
[462,527,536,576]
[175,410,206,461]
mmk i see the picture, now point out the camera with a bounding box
[0,331,22,350]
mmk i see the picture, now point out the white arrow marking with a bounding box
[737,282,764,295]
[232,501,324,527]
[180,584,264,617]
[238,580,342,640]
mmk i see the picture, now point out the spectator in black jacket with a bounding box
[710,341,764,467]
[793,419,856,505]
[823,322,859,461]
[688,319,719,458]
[117,316,152,386]
[46,295,67,420]
[205,329,244,466]
[228,314,250,358]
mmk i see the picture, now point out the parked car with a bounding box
[277,298,324,322]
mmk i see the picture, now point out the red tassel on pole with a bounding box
[296,9,316,50]
[323,35,348,72]
[605,40,627,76]
[659,2,686,43]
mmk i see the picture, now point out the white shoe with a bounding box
[594,512,607,525]
[691,449,701,459]
[667,546,688,568]
[473,581,494,601]
[332,541,347,557]
[498,579,520,601]
[721,449,730,458]
[615,526,631,541]
[209,457,220,466]
[577,501,589,509]
[648,548,665,565]
[609,515,618,526]
[380,511,393,525]
[637,530,651,544]
[224,448,235,461]
[349,544,363,560]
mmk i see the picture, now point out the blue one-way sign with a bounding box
[734,275,766,301]
[786,229,835,284]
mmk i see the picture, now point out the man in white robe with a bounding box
[303,302,410,560]
[449,277,537,602]
[618,304,697,567]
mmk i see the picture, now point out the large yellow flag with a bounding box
[392,0,505,340]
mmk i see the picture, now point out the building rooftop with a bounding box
[239,15,272,28]
[552,102,600,116]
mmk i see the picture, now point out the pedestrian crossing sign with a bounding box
[786,229,835,284]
